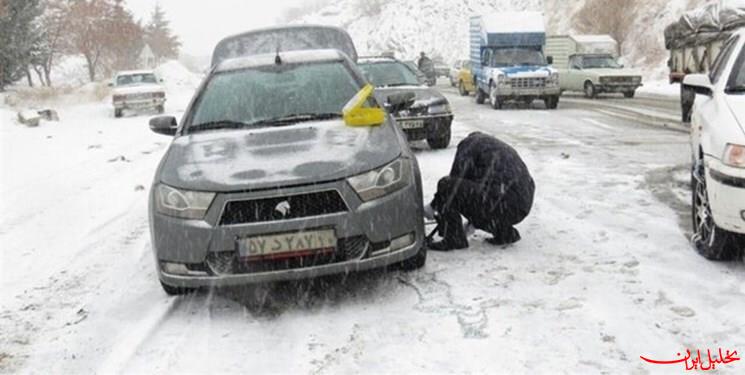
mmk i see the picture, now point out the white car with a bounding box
[684,29,745,260]
[110,70,166,118]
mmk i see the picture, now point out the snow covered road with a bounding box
[2,78,744,374]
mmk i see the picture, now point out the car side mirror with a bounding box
[386,92,416,113]
[683,74,713,97]
[546,56,554,65]
[149,116,178,136]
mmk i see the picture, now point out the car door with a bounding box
[565,56,582,91]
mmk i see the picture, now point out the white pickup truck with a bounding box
[110,70,166,118]
[546,35,643,98]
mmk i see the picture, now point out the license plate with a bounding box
[238,229,337,260]
[399,120,424,129]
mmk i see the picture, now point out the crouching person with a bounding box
[426,132,535,251]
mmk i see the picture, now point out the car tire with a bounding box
[160,281,197,296]
[544,96,559,110]
[114,109,123,118]
[397,246,427,272]
[623,91,636,99]
[584,81,597,99]
[476,88,486,104]
[458,81,469,96]
[427,129,451,149]
[489,83,502,110]
[691,162,745,261]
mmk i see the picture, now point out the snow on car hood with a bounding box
[159,119,402,192]
[725,95,745,136]
[374,86,447,109]
[112,84,165,96]
[496,66,556,78]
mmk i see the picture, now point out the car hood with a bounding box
[374,86,448,109]
[587,68,642,77]
[113,84,165,95]
[725,95,745,136]
[159,119,402,192]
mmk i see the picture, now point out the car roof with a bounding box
[358,56,400,64]
[214,49,349,73]
[115,70,156,77]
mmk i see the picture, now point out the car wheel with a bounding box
[489,83,502,110]
[544,96,559,110]
[458,81,469,96]
[397,246,427,271]
[623,91,636,99]
[114,109,123,118]
[691,162,744,260]
[584,81,597,99]
[427,129,451,149]
[475,88,486,104]
[160,281,197,296]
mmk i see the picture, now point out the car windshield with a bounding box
[116,73,157,86]
[188,62,361,132]
[358,61,420,87]
[492,48,546,67]
[729,48,745,92]
[583,56,622,69]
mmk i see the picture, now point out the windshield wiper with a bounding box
[249,113,343,127]
[383,83,416,88]
[188,120,253,133]
[725,86,745,94]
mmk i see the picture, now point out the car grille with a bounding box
[205,236,369,275]
[219,190,348,226]
[509,77,546,89]
[602,77,635,84]
[127,92,155,100]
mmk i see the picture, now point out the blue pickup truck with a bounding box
[470,12,560,110]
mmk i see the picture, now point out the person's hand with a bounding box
[423,204,436,221]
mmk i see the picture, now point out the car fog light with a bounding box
[391,233,415,251]
[162,262,208,276]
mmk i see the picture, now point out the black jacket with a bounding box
[450,132,535,216]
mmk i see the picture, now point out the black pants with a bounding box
[430,177,530,245]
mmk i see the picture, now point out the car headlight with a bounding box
[347,158,412,202]
[155,184,215,220]
[547,73,559,86]
[633,76,642,84]
[496,75,508,86]
[600,77,611,84]
[428,103,451,114]
[723,144,745,168]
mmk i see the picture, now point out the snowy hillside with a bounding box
[292,0,710,78]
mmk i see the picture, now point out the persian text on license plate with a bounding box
[399,120,424,129]
[238,229,337,259]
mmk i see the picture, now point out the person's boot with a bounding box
[427,238,469,252]
[486,227,521,246]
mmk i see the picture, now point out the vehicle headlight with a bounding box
[547,73,559,86]
[496,74,508,86]
[633,76,642,84]
[428,103,451,114]
[600,77,611,84]
[347,158,412,202]
[723,144,745,168]
[155,184,215,219]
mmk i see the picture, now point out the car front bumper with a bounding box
[706,157,745,234]
[494,86,561,99]
[395,114,453,141]
[149,173,425,288]
[596,83,642,93]
[114,98,166,110]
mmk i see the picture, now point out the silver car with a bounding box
[147,49,427,295]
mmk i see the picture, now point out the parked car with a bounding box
[455,60,475,96]
[449,59,469,86]
[148,28,427,295]
[110,70,166,118]
[433,58,450,78]
[684,29,745,260]
[358,56,454,149]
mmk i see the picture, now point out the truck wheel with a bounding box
[489,83,502,110]
[427,129,451,149]
[476,88,486,104]
[544,96,559,110]
[691,162,744,261]
[160,281,197,296]
[458,81,469,96]
[584,82,597,99]
[623,91,636,99]
[114,109,123,118]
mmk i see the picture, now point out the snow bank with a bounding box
[155,60,202,91]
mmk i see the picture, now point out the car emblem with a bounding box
[274,201,291,218]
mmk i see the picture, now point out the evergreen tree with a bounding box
[0,0,43,90]
[145,4,180,60]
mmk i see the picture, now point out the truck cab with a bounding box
[470,12,560,110]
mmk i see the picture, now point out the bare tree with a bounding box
[66,0,111,81]
[573,0,640,53]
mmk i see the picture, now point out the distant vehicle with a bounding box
[148,27,426,295]
[684,29,745,260]
[433,58,450,78]
[455,60,475,96]
[403,60,428,84]
[110,70,166,118]
[358,56,454,149]
[546,35,642,99]
[665,2,745,121]
[449,59,469,86]
[470,12,561,109]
